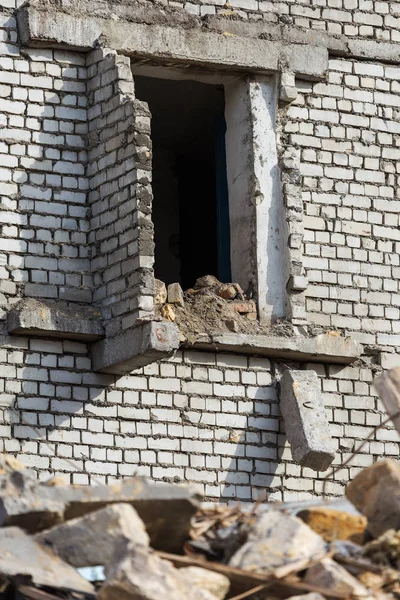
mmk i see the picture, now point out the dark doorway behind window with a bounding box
[134,75,229,290]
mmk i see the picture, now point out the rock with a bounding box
[98,542,217,600]
[168,282,184,307]
[346,459,400,538]
[178,567,230,600]
[0,526,94,594]
[229,510,326,574]
[361,528,400,569]
[231,301,256,314]
[280,370,335,472]
[161,303,176,322]
[35,503,149,568]
[194,275,220,289]
[217,284,237,300]
[298,507,367,544]
[225,319,238,332]
[304,557,369,598]
[0,476,202,553]
[154,279,167,305]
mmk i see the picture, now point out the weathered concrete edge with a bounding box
[91,321,180,374]
[16,7,328,79]
[7,302,105,342]
[187,333,362,364]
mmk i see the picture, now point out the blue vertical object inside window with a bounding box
[215,115,232,283]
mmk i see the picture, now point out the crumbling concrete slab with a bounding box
[0,527,94,594]
[280,370,335,472]
[35,503,149,568]
[91,321,180,374]
[188,333,362,365]
[0,476,202,553]
[7,299,104,342]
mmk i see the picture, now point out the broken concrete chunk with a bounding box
[168,282,184,307]
[304,557,369,598]
[0,527,94,594]
[35,503,149,568]
[0,477,201,553]
[225,319,239,332]
[161,303,176,322]
[280,370,335,471]
[99,543,217,600]
[178,567,230,600]
[217,284,237,300]
[298,507,367,544]
[346,459,400,538]
[154,279,167,305]
[229,511,326,574]
[361,528,400,569]
[194,275,220,288]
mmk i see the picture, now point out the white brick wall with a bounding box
[1,0,400,503]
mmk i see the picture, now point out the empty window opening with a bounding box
[134,76,230,290]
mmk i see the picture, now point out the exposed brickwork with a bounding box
[0,9,91,305]
[0,340,391,501]
[181,0,400,43]
[1,0,400,502]
[87,48,154,337]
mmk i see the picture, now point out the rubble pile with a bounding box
[154,275,294,342]
[3,454,400,600]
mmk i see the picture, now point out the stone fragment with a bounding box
[280,370,335,471]
[178,567,230,600]
[361,529,400,569]
[35,503,149,568]
[304,557,369,598]
[298,507,367,544]
[217,284,237,300]
[225,319,238,332]
[346,459,400,538]
[229,511,326,575]
[154,279,167,305]
[231,301,256,314]
[0,527,94,594]
[161,303,176,322]
[168,282,184,307]
[0,476,202,553]
[98,543,217,600]
[194,275,220,289]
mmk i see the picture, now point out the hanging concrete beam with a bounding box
[280,369,336,472]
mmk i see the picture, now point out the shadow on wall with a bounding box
[1,46,93,315]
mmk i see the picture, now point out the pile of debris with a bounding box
[154,275,294,342]
[3,453,400,600]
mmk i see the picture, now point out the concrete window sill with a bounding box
[182,332,362,364]
[7,300,105,343]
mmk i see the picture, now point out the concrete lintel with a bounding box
[92,321,180,374]
[7,299,104,342]
[17,6,328,79]
[186,332,362,364]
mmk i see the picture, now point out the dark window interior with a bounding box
[134,75,229,289]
